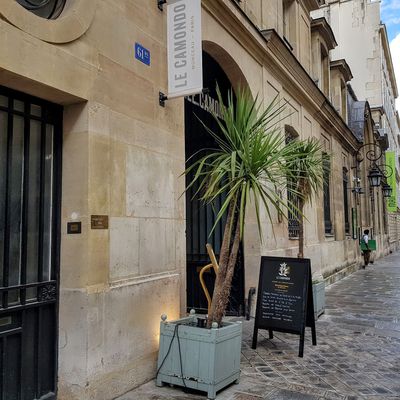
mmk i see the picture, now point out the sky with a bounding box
[382,0,400,110]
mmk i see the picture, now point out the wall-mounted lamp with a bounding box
[367,166,383,188]
[382,182,393,198]
[354,142,393,195]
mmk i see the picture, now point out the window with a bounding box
[283,0,290,40]
[343,168,350,235]
[323,154,332,234]
[341,80,347,121]
[382,190,388,235]
[321,45,329,97]
[283,0,296,50]
[287,180,299,238]
[286,127,299,238]
[16,0,66,19]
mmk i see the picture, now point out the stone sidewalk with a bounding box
[117,252,400,400]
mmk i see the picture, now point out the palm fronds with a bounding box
[185,85,301,241]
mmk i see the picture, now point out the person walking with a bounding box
[362,229,371,268]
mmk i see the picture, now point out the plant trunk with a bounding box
[207,200,241,328]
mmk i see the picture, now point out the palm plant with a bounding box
[185,86,303,327]
[286,139,329,258]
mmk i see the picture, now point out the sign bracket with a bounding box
[159,92,168,107]
[158,0,167,11]
[159,88,210,107]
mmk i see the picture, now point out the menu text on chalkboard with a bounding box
[252,256,316,357]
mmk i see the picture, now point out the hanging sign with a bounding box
[385,151,397,212]
[252,256,317,357]
[167,0,203,98]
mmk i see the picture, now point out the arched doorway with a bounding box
[185,51,245,316]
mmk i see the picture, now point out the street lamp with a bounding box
[382,182,393,198]
[367,166,383,188]
[355,142,393,191]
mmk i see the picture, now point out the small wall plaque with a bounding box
[67,221,82,234]
[91,215,109,230]
[135,43,151,66]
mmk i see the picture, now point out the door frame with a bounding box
[184,51,245,316]
[0,85,63,399]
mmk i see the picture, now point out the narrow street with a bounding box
[119,252,400,400]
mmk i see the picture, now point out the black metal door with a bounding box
[185,52,245,316]
[0,86,62,400]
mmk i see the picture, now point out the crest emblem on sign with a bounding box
[278,262,290,277]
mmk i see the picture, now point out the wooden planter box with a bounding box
[156,314,242,399]
[312,281,325,319]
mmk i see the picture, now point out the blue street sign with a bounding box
[135,43,151,66]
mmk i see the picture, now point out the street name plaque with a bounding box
[252,256,317,357]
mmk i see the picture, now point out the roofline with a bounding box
[304,0,321,12]
[379,24,399,98]
[311,17,338,50]
[370,105,384,116]
[261,29,359,150]
[330,59,353,82]
[347,83,358,101]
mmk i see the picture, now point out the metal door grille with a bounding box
[0,86,62,400]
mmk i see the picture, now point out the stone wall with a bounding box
[0,0,391,398]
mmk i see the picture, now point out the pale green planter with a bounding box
[156,313,242,399]
[313,281,325,319]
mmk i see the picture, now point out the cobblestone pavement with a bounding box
[117,252,400,400]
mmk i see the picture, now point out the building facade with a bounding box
[313,0,400,251]
[0,1,396,399]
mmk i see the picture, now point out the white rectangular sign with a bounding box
[167,0,203,98]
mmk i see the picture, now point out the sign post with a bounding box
[166,0,203,99]
[252,256,317,357]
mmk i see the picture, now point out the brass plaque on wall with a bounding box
[91,215,109,229]
[67,221,82,234]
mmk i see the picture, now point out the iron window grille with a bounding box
[286,131,299,238]
[343,168,350,234]
[287,180,300,238]
[323,154,332,234]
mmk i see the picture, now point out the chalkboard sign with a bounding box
[252,256,316,357]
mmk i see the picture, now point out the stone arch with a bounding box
[185,46,249,315]
[202,40,252,97]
